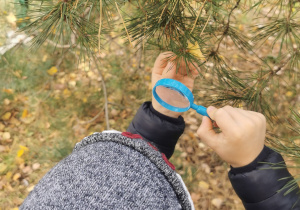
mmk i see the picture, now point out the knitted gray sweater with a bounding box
[20,131,194,210]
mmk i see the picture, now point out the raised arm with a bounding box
[197,106,300,209]
[128,52,198,158]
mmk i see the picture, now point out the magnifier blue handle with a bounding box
[191,104,209,117]
[153,78,210,117]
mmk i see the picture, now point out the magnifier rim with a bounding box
[153,78,194,112]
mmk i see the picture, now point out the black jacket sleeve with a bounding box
[229,146,300,210]
[127,102,185,159]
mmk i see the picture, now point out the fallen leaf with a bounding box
[2,88,14,94]
[17,145,29,157]
[27,185,35,192]
[21,109,28,118]
[32,163,40,170]
[68,81,76,88]
[63,89,71,97]
[201,163,211,174]
[13,173,21,181]
[3,132,11,140]
[198,181,209,190]
[211,198,224,209]
[6,171,13,180]
[111,109,120,117]
[286,91,293,97]
[2,112,12,121]
[191,192,201,202]
[47,66,58,76]
[0,123,4,131]
[22,166,32,174]
[17,149,24,157]
[186,146,194,153]
[3,98,10,105]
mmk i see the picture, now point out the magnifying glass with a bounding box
[153,78,209,117]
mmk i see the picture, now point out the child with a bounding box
[21,52,299,210]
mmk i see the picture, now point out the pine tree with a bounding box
[15,0,300,196]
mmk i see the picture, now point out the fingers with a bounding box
[153,52,175,75]
[162,61,176,77]
[187,62,200,77]
[197,116,221,149]
[206,106,237,135]
[206,105,266,136]
[153,52,200,77]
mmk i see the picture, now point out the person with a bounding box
[21,52,299,210]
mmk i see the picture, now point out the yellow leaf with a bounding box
[17,149,24,157]
[6,171,13,180]
[286,91,293,97]
[82,97,87,103]
[2,112,12,121]
[63,89,71,97]
[187,41,205,60]
[19,145,29,151]
[13,173,21,181]
[17,145,28,157]
[2,88,14,94]
[47,66,58,76]
[198,181,209,190]
[21,109,28,118]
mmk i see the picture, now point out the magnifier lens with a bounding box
[156,86,190,108]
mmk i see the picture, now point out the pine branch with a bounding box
[215,0,241,52]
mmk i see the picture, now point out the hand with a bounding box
[152,52,199,118]
[197,106,266,168]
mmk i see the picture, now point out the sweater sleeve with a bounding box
[229,146,300,210]
[127,101,185,159]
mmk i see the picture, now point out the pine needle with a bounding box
[159,4,168,23]
[200,14,211,36]
[115,2,132,47]
[190,0,207,34]
[98,0,103,54]
[170,0,179,17]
